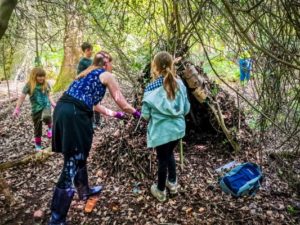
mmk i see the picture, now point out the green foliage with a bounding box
[222,139,229,145]
[247,119,257,131]
[41,48,63,80]
[210,83,220,97]
[0,35,18,80]
[287,205,297,215]
[203,54,240,82]
[52,71,73,92]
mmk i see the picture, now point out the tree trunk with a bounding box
[53,1,82,91]
[0,1,17,204]
[0,0,17,40]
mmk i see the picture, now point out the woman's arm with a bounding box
[94,103,118,117]
[100,72,136,114]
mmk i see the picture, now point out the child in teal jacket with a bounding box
[142,51,190,202]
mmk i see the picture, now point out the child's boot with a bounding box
[74,166,102,201]
[166,179,178,194]
[48,187,75,225]
[34,137,42,151]
[47,124,52,139]
[150,184,166,202]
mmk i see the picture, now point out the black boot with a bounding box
[74,166,102,201]
[48,187,75,225]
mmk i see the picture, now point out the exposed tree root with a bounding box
[0,147,53,171]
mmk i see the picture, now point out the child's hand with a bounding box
[12,107,20,117]
[114,111,125,119]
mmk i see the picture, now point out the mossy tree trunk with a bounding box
[0,1,18,204]
[53,1,82,92]
[0,0,17,40]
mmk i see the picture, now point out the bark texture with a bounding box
[0,0,17,40]
[53,1,83,91]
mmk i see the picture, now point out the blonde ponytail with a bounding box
[163,67,178,100]
[152,51,178,99]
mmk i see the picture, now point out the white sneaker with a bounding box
[150,184,166,202]
[166,179,178,194]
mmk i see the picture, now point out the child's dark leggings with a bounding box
[56,153,86,189]
[156,140,179,191]
[32,108,52,137]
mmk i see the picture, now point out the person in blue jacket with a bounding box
[142,51,190,202]
[239,46,252,86]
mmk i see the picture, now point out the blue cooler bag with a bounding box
[219,162,263,197]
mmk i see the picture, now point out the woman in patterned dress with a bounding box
[48,51,140,225]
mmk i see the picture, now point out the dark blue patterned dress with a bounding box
[66,68,107,109]
[53,68,108,189]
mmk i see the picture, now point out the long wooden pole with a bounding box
[180,139,184,170]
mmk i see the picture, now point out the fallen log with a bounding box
[0,147,53,171]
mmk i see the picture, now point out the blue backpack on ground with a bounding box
[219,162,263,197]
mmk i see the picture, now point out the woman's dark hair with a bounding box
[81,42,92,52]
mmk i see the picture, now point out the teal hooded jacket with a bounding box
[141,76,190,148]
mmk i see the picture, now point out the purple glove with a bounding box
[132,109,141,119]
[13,107,20,117]
[114,111,125,119]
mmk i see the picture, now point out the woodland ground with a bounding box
[0,81,299,225]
